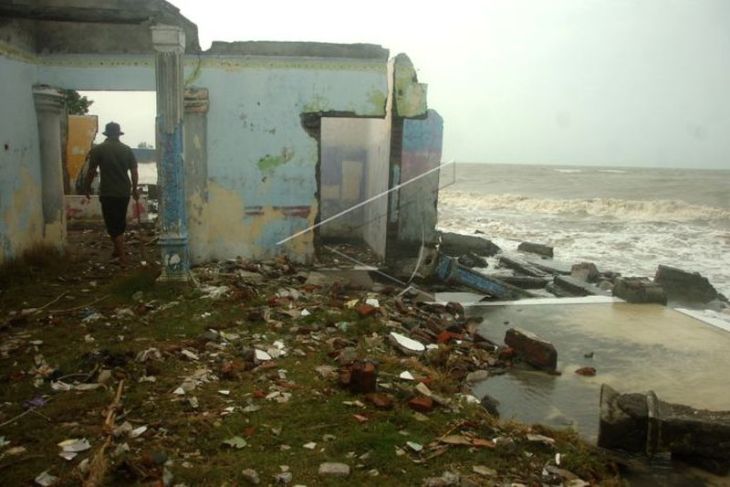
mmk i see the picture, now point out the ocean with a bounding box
[437,163,730,298]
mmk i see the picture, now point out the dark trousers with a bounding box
[99,196,130,238]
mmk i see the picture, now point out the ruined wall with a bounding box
[362,60,394,259]
[195,55,388,263]
[397,110,444,246]
[0,52,44,262]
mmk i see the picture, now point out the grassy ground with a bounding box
[0,227,622,486]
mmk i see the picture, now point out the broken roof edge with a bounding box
[206,41,389,61]
[0,0,201,54]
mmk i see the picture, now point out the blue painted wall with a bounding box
[0,55,44,262]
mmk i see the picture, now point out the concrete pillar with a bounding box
[183,87,209,264]
[33,86,67,248]
[151,25,189,280]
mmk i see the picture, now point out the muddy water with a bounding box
[467,302,730,485]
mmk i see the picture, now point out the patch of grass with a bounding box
[0,244,71,288]
[107,268,161,299]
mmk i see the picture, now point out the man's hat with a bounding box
[103,122,124,137]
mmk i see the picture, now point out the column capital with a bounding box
[151,24,185,54]
[33,86,64,113]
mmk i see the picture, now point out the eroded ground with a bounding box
[0,226,619,486]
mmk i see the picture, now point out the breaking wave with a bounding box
[439,192,730,223]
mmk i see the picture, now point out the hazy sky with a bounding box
[85,0,730,169]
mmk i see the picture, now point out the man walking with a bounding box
[84,121,139,267]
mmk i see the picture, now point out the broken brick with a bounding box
[356,303,378,317]
[498,346,516,361]
[339,361,378,393]
[436,330,462,344]
[408,396,434,413]
[575,367,597,377]
[365,392,394,410]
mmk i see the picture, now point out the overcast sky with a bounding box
[85,0,730,169]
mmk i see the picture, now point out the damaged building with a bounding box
[0,0,444,279]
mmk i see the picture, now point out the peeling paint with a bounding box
[257,148,294,174]
[206,181,316,263]
[0,167,44,262]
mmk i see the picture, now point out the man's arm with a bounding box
[84,154,97,199]
[131,166,139,201]
[129,148,139,201]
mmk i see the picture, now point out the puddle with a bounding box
[467,302,730,485]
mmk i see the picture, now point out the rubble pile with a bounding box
[0,237,611,486]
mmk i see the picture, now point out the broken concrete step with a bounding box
[498,256,550,278]
[553,275,611,297]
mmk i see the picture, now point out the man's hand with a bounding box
[132,188,139,201]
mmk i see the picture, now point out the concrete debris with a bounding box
[613,277,667,304]
[526,433,556,446]
[318,462,351,477]
[254,349,272,362]
[457,252,488,268]
[200,284,230,299]
[553,275,611,297]
[465,369,489,384]
[472,465,497,477]
[570,262,600,282]
[406,441,423,452]
[439,231,501,257]
[504,328,558,371]
[389,332,425,355]
[34,471,59,486]
[599,384,730,474]
[241,468,260,485]
[517,241,554,258]
[399,371,415,381]
[421,471,460,487]
[654,264,719,303]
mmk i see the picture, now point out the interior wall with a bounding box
[319,117,390,259]
[320,118,369,238]
[0,54,44,263]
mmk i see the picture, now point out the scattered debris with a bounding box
[223,436,248,449]
[318,462,351,477]
[518,241,554,258]
[504,328,558,371]
[575,367,597,377]
[389,332,425,355]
